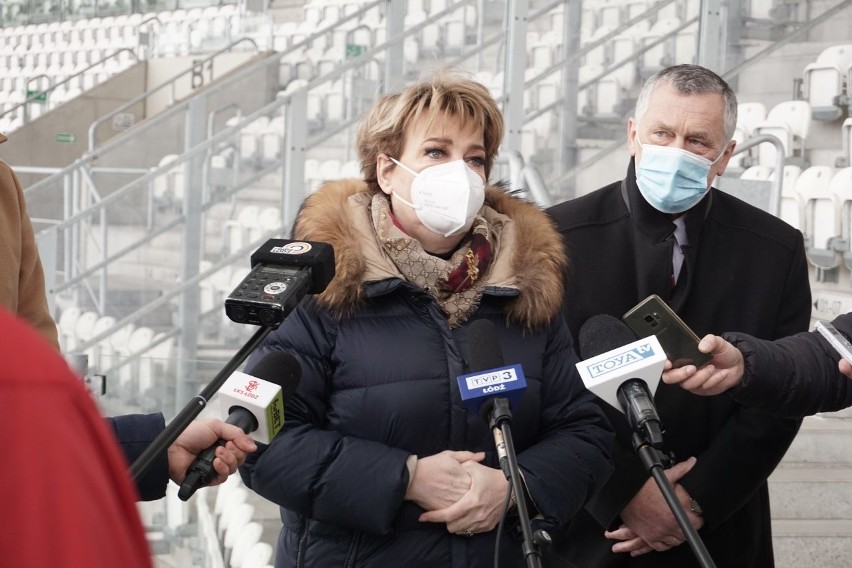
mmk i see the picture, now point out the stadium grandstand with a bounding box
[4,0,852,565]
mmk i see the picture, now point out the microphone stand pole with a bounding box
[631,432,716,568]
[130,326,272,482]
[490,398,545,568]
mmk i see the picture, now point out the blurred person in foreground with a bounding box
[663,313,852,418]
[546,64,811,567]
[0,306,255,567]
[1,136,59,348]
[238,69,614,567]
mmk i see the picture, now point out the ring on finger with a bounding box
[461,528,474,537]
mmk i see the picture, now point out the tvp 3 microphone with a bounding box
[178,351,302,500]
[458,319,527,421]
[225,239,335,327]
[576,314,667,449]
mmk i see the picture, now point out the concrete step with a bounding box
[772,520,852,568]
[769,466,852,519]
[781,414,852,464]
[769,412,852,568]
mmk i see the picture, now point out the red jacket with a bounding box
[0,307,152,567]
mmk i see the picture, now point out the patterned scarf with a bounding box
[371,193,494,328]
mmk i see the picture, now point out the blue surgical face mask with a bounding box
[635,133,728,214]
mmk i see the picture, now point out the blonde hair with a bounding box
[356,69,504,192]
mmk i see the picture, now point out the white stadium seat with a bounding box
[802,44,852,121]
[753,100,811,167]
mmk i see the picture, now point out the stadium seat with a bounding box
[639,18,681,73]
[258,206,282,235]
[228,522,263,568]
[577,63,604,115]
[259,115,286,162]
[151,154,185,212]
[610,31,639,87]
[842,117,852,167]
[753,100,811,167]
[796,166,839,274]
[802,44,852,121]
[241,543,274,568]
[223,205,260,255]
[305,158,322,192]
[674,22,698,64]
[740,165,772,180]
[317,159,343,181]
[222,503,255,556]
[216,486,248,539]
[830,168,852,274]
[57,305,82,352]
[748,0,775,18]
[728,102,774,169]
[737,102,767,139]
[769,165,803,230]
[85,314,116,372]
[598,0,622,28]
[583,25,614,67]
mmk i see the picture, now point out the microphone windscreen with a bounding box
[466,319,505,371]
[246,351,302,395]
[579,314,638,359]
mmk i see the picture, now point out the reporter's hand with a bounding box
[405,451,485,511]
[167,419,257,485]
[839,358,852,379]
[418,460,509,535]
[662,334,745,396]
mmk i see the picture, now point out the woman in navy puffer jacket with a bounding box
[239,70,614,568]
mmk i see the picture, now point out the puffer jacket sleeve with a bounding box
[516,316,615,531]
[238,299,412,535]
[107,413,168,501]
[725,313,852,418]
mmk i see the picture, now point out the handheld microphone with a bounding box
[178,351,302,501]
[225,239,335,327]
[575,314,666,448]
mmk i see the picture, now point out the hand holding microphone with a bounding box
[178,351,302,500]
[167,419,257,486]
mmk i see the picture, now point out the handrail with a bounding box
[87,36,260,151]
[26,0,470,197]
[526,15,699,124]
[729,133,785,216]
[723,0,852,79]
[0,47,140,121]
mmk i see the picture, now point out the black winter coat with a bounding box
[545,161,811,568]
[239,180,614,568]
[726,313,852,417]
[108,413,168,501]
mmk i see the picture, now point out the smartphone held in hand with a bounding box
[623,294,712,369]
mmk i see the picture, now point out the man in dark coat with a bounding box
[546,64,811,567]
[663,313,852,418]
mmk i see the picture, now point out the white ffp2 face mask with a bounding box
[389,157,486,237]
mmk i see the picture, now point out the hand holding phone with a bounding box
[814,321,852,364]
[623,294,712,369]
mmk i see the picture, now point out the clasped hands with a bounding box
[604,456,704,557]
[405,450,510,536]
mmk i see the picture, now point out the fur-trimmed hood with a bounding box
[292,179,567,329]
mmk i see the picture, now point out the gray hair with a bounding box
[634,64,738,141]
